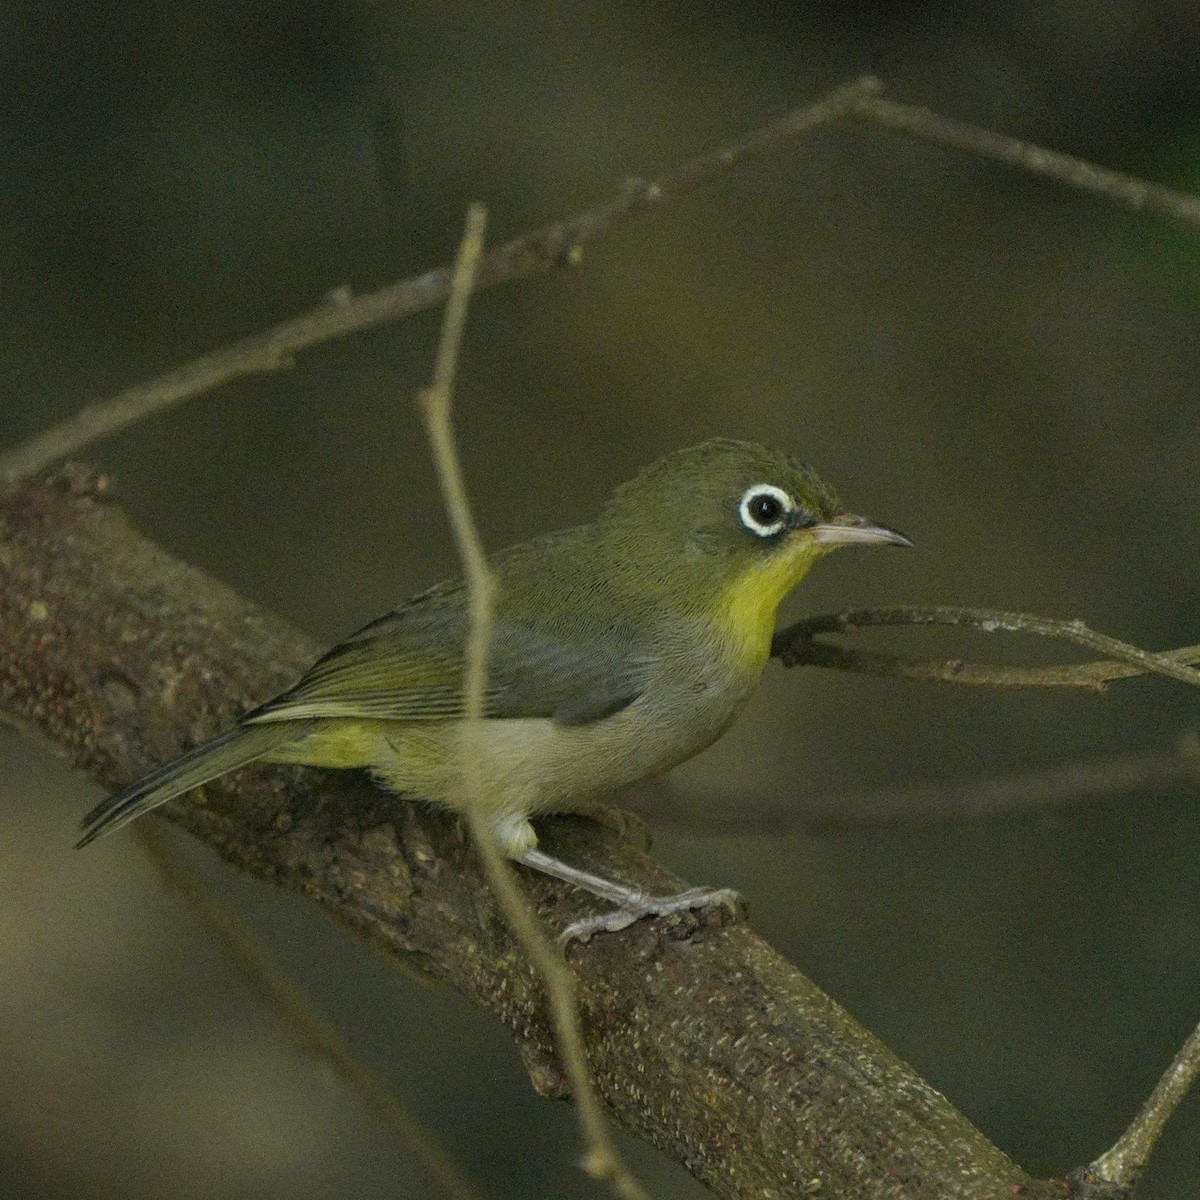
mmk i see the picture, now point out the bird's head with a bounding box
[599,439,911,652]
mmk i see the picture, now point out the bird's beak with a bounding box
[808,512,914,549]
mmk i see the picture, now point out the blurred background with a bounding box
[3,1,1200,1196]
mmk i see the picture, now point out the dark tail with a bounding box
[77,722,306,848]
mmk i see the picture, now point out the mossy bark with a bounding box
[0,467,1060,1199]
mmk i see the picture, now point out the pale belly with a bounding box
[265,650,764,856]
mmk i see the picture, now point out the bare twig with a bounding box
[0,76,881,496]
[417,206,647,1200]
[8,77,1200,499]
[1070,1015,1200,1199]
[633,734,1200,835]
[855,95,1200,229]
[134,823,483,1200]
[772,639,1200,690]
[9,73,1200,1198]
[774,606,1200,691]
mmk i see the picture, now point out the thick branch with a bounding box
[0,467,1042,1200]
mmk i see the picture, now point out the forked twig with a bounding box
[0,76,881,496]
[417,205,649,1200]
[7,74,1200,503]
[774,606,1200,691]
[8,76,1200,498]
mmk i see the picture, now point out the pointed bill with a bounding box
[809,512,913,548]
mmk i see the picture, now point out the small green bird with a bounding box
[79,439,909,937]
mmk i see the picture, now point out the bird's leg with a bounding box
[515,847,741,942]
[574,800,653,851]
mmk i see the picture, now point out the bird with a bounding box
[78,439,911,938]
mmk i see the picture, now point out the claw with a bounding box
[515,846,742,944]
[560,886,743,944]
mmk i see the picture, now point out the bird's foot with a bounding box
[561,885,743,943]
[577,801,653,851]
[514,847,742,943]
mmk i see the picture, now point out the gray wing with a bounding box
[244,576,649,728]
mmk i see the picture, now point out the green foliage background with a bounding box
[2,2,1199,1197]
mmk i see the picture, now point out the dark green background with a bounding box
[3,2,1199,1197]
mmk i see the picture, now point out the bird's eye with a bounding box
[739,484,792,537]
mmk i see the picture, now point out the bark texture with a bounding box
[0,467,1059,1199]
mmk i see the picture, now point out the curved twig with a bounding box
[773,606,1200,690]
[418,206,647,1200]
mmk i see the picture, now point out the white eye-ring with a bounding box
[739,484,792,537]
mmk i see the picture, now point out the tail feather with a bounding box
[77,722,308,848]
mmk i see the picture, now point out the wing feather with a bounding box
[244,557,649,727]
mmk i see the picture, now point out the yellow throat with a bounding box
[716,539,824,669]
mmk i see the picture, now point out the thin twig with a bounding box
[418,205,648,1200]
[855,95,1200,229]
[776,640,1200,690]
[774,607,1200,690]
[0,76,881,496]
[133,824,483,1200]
[9,78,1200,498]
[633,734,1200,835]
[1071,1015,1200,1199]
